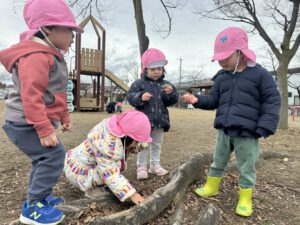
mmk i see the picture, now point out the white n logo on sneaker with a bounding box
[30,211,41,220]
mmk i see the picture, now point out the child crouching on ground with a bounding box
[64,109,152,204]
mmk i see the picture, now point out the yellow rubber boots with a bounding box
[236,187,253,217]
[194,176,221,197]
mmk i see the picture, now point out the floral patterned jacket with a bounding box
[64,119,136,202]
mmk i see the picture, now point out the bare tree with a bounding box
[13,0,184,72]
[151,0,186,39]
[187,69,205,84]
[261,48,279,81]
[124,60,140,81]
[132,0,150,57]
[68,0,113,22]
[262,49,300,104]
[193,0,300,129]
[133,0,184,56]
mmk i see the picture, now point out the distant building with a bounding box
[288,75,300,106]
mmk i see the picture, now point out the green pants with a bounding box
[208,129,260,188]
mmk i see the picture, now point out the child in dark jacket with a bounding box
[127,48,178,180]
[182,27,280,217]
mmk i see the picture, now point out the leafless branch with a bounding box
[68,0,113,23]
[286,0,299,42]
[152,0,185,39]
[158,0,173,37]
[124,60,140,81]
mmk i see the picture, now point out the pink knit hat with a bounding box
[20,0,83,41]
[107,109,152,143]
[141,48,168,71]
[212,27,256,66]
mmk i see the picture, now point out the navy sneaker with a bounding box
[20,200,65,225]
[45,195,65,206]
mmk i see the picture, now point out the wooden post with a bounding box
[101,31,106,112]
[75,34,81,111]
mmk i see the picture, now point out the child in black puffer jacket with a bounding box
[127,48,178,180]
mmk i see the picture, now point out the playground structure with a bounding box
[70,15,128,111]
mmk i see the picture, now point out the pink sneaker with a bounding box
[137,166,148,180]
[148,164,168,176]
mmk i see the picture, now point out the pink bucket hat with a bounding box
[211,27,256,65]
[141,48,168,71]
[107,109,152,143]
[20,0,83,41]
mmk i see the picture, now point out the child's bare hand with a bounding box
[182,93,198,104]
[162,84,173,94]
[61,122,71,133]
[40,132,59,147]
[141,92,152,102]
[130,193,145,204]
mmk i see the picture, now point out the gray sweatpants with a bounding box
[137,128,164,167]
[2,121,65,203]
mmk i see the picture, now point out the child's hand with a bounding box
[162,84,173,94]
[182,93,198,104]
[141,92,152,102]
[62,122,71,133]
[130,192,145,204]
[40,132,59,147]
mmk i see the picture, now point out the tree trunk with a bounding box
[132,0,149,57]
[277,60,289,129]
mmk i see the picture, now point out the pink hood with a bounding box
[107,109,152,143]
[0,40,61,73]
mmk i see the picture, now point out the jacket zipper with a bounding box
[155,82,159,127]
[225,74,237,127]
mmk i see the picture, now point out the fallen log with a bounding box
[88,153,206,225]
[170,189,187,225]
[9,150,290,225]
[196,203,220,225]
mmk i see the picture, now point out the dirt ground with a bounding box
[1,101,300,225]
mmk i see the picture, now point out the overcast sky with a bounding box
[0,0,299,84]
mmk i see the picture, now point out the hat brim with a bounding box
[45,22,84,33]
[147,60,168,68]
[133,136,152,143]
[211,49,256,65]
[211,50,235,62]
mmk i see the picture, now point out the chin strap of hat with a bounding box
[39,27,60,52]
[232,50,241,74]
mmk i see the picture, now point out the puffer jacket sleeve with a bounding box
[127,79,146,108]
[88,130,136,202]
[162,82,179,106]
[255,73,281,138]
[193,77,220,110]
